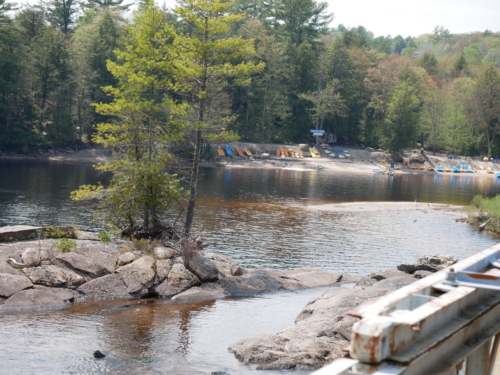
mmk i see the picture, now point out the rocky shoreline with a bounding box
[0,226,343,310]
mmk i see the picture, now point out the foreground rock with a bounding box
[54,252,108,278]
[0,225,40,242]
[398,254,457,274]
[3,286,77,309]
[229,275,416,370]
[0,273,33,298]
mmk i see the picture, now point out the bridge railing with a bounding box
[312,243,500,375]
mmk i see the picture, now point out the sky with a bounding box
[18,0,500,38]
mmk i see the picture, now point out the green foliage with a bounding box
[467,194,500,231]
[54,238,77,252]
[72,2,186,235]
[98,230,112,242]
[39,225,78,238]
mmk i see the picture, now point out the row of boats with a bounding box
[217,144,253,157]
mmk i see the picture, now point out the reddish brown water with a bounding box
[1,160,500,374]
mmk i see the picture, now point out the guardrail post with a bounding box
[466,338,492,374]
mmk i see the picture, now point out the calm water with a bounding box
[1,159,500,374]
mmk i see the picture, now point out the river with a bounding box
[1,159,500,374]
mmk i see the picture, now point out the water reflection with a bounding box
[0,288,326,375]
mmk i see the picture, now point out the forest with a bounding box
[1,0,500,157]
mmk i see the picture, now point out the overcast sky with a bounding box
[17,0,500,38]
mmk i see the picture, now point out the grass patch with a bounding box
[466,194,500,232]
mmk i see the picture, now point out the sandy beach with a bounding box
[3,142,500,178]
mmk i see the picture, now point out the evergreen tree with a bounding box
[175,0,264,236]
[44,0,80,34]
[72,2,185,236]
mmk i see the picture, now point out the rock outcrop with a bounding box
[398,254,458,274]
[155,263,200,298]
[0,273,33,298]
[23,265,85,289]
[54,252,108,278]
[229,274,417,371]
[114,256,156,297]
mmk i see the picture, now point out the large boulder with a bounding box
[155,259,172,284]
[0,273,33,298]
[77,274,129,301]
[0,225,40,242]
[397,254,458,274]
[229,287,393,370]
[115,256,156,297]
[117,252,136,266]
[21,248,41,267]
[73,244,121,273]
[154,247,177,260]
[54,252,108,278]
[23,265,86,289]
[0,261,21,275]
[219,271,281,295]
[155,263,199,298]
[2,286,76,309]
[204,252,246,277]
[277,268,342,288]
[186,253,219,282]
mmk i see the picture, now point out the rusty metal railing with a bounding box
[313,243,500,375]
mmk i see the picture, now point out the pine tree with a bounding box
[175,0,264,237]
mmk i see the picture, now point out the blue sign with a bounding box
[312,132,324,136]
[310,129,325,133]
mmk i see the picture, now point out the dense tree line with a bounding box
[1,0,500,157]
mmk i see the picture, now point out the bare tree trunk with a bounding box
[184,128,202,237]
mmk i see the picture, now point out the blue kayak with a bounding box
[225,144,233,157]
[373,168,383,173]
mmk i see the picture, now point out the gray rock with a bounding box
[369,269,407,281]
[398,254,458,274]
[3,286,76,308]
[186,253,219,282]
[155,259,172,284]
[277,268,342,288]
[414,270,433,279]
[21,248,41,267]
[204,252,246,277]
[23,265,86,289]
[172,283,228,302]
[0,273,33,298]
[219,271,281,295]
[340,275,364,283]
[229,288,393,370]
[371,276,416,289]
[74,245,121,273]
[155,263,199,298]
[153,246,177,260]
[54,252,108,278]
[355,277,378,288]
[77,274,129,301]
[0,261,21,275]
[115,256,156,297]
[117,252,136,266]
[0,225,41,242]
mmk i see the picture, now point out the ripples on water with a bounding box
[0,288,333,375]
[2,160,500,374]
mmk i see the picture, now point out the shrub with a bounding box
[98,230,112,243]
[39,225,78,239]
[54,238,77,253]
